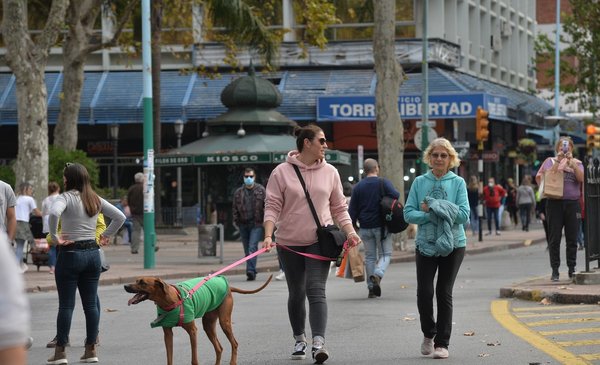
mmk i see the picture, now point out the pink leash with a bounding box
[161,247,269,326]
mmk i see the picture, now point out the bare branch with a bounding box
[84,0,140,54]
[36,0,70,53]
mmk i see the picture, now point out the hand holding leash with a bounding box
[261,236,274,252]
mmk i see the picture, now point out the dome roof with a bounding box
[220,67,282,108]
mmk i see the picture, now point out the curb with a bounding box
[25,236,546,294]
[499,287,600,305]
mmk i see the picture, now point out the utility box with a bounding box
[198,224,218,257]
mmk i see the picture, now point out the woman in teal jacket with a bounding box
[404,137,470,360]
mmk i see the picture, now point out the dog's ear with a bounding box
[154,279,169,295]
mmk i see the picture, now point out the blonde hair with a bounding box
[468,175,479,190]
[422,137,461,169]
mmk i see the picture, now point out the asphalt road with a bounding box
[26,243,584,365]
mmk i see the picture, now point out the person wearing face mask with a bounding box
[482,177,506,236]
[232,167,266,281]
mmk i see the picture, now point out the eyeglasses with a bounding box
[431,153,449,159]
[244,175,254,178]
[316,138,327,145]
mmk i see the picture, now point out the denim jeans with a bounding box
[14,238,26,264]
[359,227,392,289]
[277,243,330,338]
[486,207,500,233]
[416,247,465,349]
[468,209,479,235]
[54,243,102,346]
[518,203,532,230]
[238,224,263,274]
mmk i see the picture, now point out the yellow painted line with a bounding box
[557,339,600,347]
[491,300,591,365]
[540,327,600,336]
[516,311,600,319]
[581,354,600,361]
[513,305,599,312]
[526,318,600,327]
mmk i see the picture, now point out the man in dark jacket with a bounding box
[349,159,399,298]
[127,172,159,254]
[232,167,266,281]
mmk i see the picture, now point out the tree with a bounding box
[535,0,600,116]
[54,0,138,151]
[373,0,405,201]
[2,0,69,203]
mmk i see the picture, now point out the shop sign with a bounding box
[325,151,351,165]
[272,152,288,163]
[317,93,508,121]
[194,153,272,165]
[154,155,193,166]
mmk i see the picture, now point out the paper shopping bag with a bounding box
[348,245,365,282]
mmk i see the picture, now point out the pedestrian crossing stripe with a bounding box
[557,339,600,347]
[581,353,600,361]
[526,317,600,327]
[512,304,598,312]
[540,327,600,336]
[516,311,600,318]
[491,300,591,365]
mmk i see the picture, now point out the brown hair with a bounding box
[294,124,323,152]
[47,181,60,195]
[63,163,101,217]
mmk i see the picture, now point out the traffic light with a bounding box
[476,107,490,142]
[586,124,600,150]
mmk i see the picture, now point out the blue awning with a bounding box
[0,68,552,125]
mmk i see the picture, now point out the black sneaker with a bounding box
[291,340,307,360]
[368,289,376,298]
[370,275,381,297]
[568,267,576,278]
[551,269,559,282]
[246,272,256,281]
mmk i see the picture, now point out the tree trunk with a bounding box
[2,0,69,203]
[373,0,405,201]
[152,0,163,225]
[54,58,85,151]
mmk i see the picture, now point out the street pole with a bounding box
[174,120,184,227]
[554,0,561,118]
[141,0,156,268]
[421,0,429,174]
[110,124,119,199]
[478,141,484,242]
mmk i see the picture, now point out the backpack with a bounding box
[379,179,409,233]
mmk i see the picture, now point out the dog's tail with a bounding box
[230,275,273,294]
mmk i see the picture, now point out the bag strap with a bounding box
[292,164,322,229]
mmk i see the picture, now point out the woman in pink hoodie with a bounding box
[262,124,360,364]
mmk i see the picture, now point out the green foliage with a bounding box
[534,0,600,114]
[517,138,537,165]
[48,146,99,189]
[0,165,16,188]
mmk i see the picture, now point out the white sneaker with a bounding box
[433,347,449,359]
[312,336,329,364]
[275,270,285,281]
[291,340,307,360]
[20,262,28,273]
[421,337,434,355]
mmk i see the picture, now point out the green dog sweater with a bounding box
[151,275,229,328]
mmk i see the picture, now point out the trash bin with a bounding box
[198,224,218,257]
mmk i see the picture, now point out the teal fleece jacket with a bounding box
[403,171,470,257]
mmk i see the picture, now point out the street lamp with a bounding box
[174,119,185,227]
[109,124,120,199]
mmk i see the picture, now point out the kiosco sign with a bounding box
[317,93,508,121]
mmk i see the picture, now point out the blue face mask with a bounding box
[244,177,255,186]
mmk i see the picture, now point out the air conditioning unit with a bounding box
[501,21,512,37]
[491,35,502,51]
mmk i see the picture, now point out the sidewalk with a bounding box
[23,225,600,304]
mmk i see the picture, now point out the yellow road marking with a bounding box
[513,305,599,312]
[557,339,600,347]
[516,311,600,318]
[581,354,600,361]
[540,327,600,336]
[526,318,600,327]
[491,300,591,365]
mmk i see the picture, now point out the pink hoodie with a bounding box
[264,151,351,246]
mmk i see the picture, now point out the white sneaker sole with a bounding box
[291,354,306,360]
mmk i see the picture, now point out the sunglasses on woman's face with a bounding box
[316,138,327,145]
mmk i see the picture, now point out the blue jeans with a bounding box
[486,207,500,233]
[15,238,26,264]
[238,224,263,274]
[469,209,479,235]
[360,227,392,289]
[48,245,57,268]
[54,243,102,346]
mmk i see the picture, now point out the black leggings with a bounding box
[416,247,465,349]
[277,243,330,339]
[546,199,580,270]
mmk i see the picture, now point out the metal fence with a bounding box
[584,157,600,271]
[159,206,201,227]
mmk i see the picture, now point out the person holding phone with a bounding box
[535,137,584,281]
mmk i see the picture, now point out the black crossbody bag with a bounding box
[292,165,346,263]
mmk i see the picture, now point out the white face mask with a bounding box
[488,182,494,187]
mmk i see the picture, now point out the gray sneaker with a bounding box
[312,336,329,364]
[421,337,434,355]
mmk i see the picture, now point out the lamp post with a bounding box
[174,120,185,227]
[109,124,120,199]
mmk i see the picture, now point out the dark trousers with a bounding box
[55,245,102,346]
[277,243,330,338]
[518,203,532,230]
[416,247,465,349]
[546,199,580,271]
[486,207,500,232]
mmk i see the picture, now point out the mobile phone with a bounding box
[561,140,569,153]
